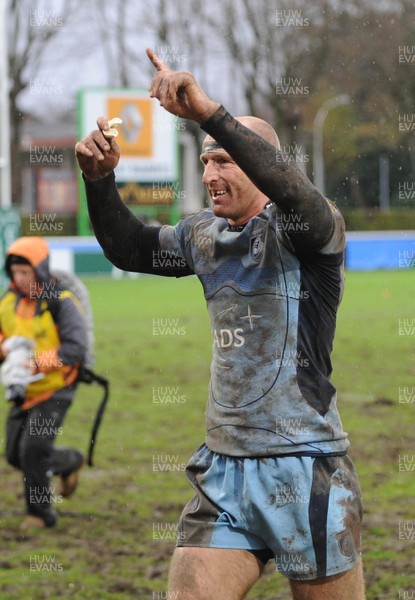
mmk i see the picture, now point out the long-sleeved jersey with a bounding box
[85,106,348,457]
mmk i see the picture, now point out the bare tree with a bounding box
[7,0,101,203]
[8,0,411,210]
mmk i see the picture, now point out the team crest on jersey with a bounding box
[250,229,265,262]
[196,231,214,258]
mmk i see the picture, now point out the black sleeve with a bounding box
[200,106,337,250]
[84,173,194,277]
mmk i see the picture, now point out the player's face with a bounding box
[10,264,37,297]
[200,145,267,226]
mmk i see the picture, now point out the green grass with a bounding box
[0,271,414,599]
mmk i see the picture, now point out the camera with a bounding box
[1,336,35,406]
[5,384,26,406]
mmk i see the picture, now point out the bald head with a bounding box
[202,115,280,154]
[236,116,280,148]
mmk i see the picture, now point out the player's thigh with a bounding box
[289,561,366,600]
[168,546,263,600]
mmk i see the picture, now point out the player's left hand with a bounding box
[146,48,220,123]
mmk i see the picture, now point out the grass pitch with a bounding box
[0,271,414,599]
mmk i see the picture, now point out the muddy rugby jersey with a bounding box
[85,106,348,457]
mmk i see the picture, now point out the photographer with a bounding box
[0,237,87,530]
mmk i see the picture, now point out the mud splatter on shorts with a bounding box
[177,444,363,580]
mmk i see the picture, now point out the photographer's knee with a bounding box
[19,436,50,471]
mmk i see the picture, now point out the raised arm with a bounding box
[75,118,193,276]
[147,49,339,251]
[200,108,338,250]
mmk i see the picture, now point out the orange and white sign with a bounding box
[79,88,179,183]
[107,97,153,157]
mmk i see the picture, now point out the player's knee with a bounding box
[290,561,366,600]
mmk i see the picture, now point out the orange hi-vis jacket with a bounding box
[0,237,87,411]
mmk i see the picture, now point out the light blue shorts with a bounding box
[177,444,363,580]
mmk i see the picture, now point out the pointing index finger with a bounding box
[146,47,169,72]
